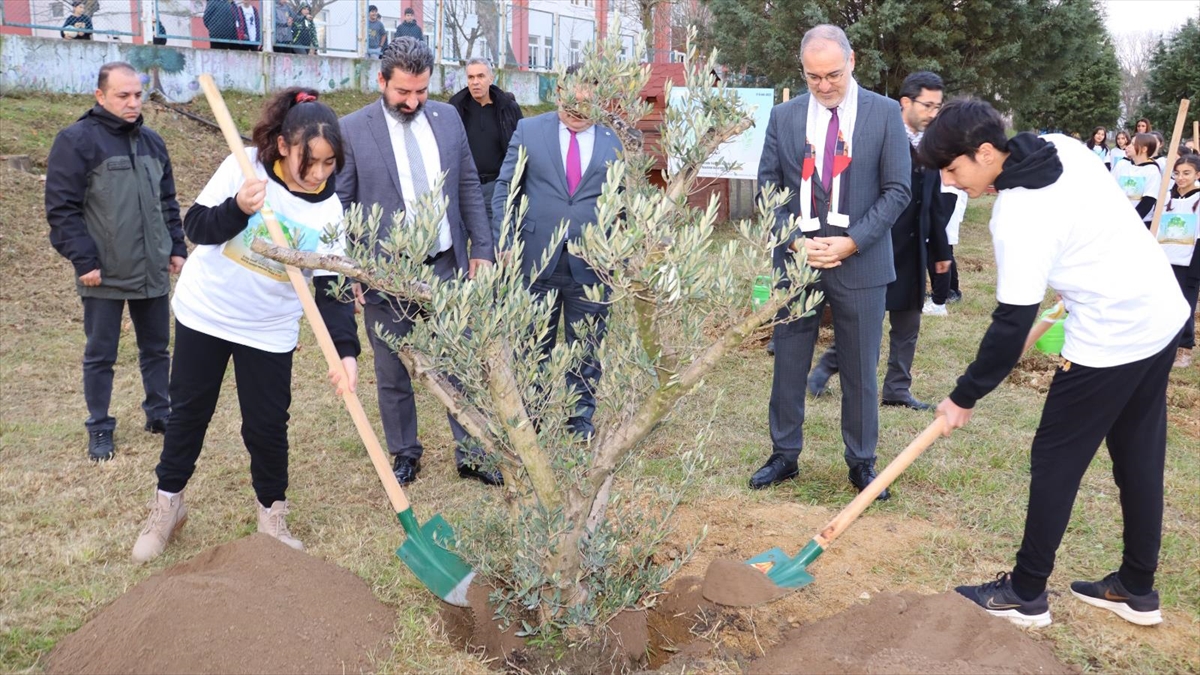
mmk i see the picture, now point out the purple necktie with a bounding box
[566,130,582,195]
[821,107,839,193]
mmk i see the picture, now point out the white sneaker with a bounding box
[923,299,948,316]
[257,500,304,551]
[132,491,188,563]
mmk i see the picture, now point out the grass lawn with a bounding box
[1,91,1197,674]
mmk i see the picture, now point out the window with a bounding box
[569,39,581,66]
[528,35,552,69]
[51,3,64,18]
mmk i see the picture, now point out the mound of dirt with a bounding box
[46,534,393,675]
[747,592,1076,675]
[701,558,791,607]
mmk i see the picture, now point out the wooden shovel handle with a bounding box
[197,74,411,515]
[1022,300,1066,353]
[1150,99,1190,238]
[815,418,947,547]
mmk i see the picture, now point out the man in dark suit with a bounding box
[336,37,499,486]
[491,63,623,437]
[750,24,912,498]
[807,71,954,413]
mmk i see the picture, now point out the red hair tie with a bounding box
[295,92,317,104]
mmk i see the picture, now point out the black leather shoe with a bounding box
[882,395,931,411]
[458,463,504,486]
[749,455,799,490]
[392,456,420,485]
[144,418,168,435]
[807,369,835,398]
[88,430,115,462]
[848,462,890,501]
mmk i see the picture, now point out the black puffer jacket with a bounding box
[46,106,186,299]
[449,84,523,151]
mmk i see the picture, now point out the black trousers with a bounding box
[528,251,609,436]
[927,245,958,304]
[81,295,171,432]
[1173,264,1198,350]
[1011,336,1178,597]
[155,321,293,507]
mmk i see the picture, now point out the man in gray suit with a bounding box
[337,37,499,486]
[491,63,623,437]
[749,25,911,499]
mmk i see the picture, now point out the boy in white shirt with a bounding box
[919,99,1187,628]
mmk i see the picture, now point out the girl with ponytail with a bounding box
[131,87,360,563]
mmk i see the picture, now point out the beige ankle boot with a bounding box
[257,500,304,551]
[132,491,187,563]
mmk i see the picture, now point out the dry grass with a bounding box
[1,92,1197,674]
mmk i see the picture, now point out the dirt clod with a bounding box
[46,534,393,675]
[700,558,792,607]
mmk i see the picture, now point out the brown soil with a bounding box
[45,534,393,675]
[439,583,650,674]
[701,558,791,607]
[747,592,1077,675]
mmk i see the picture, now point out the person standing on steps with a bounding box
[749,24,911,500]
[337,37,501,488]
[46,62,187,462]
[806,70,953,413]
[131,88,359,563]
[922,99,1186,629]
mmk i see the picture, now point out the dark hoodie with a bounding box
[449,83,523,180]
[948,133,1062,409]
[46,105,187,300]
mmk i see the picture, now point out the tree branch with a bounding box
[249,239,433,303]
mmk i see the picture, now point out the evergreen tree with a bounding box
[1139,19,1200,136]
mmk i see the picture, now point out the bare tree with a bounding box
[1113,29,1162,126]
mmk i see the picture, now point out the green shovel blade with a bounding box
[746,539,824,590]
[395,509,475,607]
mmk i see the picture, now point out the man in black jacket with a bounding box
[203,0,237,49]
[807,71,953,423]
[449,57,523,222]
[45,62,188,461]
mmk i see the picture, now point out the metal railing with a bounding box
[2,0,650,65]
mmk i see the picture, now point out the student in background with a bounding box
[61,2,93,40]
[1151,131,1168,174]
[1135,118,1151,134]
[1109,130,1130,174]
[1160,155,1200,368]
[1114,133,1163,228]
[1086,126,1109,169]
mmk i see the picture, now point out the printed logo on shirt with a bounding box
[1158,213,1197,247]
[222,211,322,282]
[1118,175,1146,202]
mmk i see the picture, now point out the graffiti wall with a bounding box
[1,35,544,104]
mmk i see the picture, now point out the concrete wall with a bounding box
[0,34,546,104]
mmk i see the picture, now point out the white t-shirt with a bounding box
[173,150,345,353]
[941,184,967,246]
[1112,159,1162,224]
[1107,146,1125,169]
[1160,187,1199,267]
[990,134,1187,368]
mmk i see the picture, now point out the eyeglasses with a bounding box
[803,65,848,87]
[912,100,942,112]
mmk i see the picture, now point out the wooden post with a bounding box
[435,0,444,63]
[1194,120,1198,153]
[1149,99,1190,238]
[358,0,368,57]
[782,87,789,103]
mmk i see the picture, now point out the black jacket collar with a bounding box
[83,105,143,136]
[994,132,1063,191]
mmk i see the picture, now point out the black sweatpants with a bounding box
[1011,336,1179,598]
[927,245,958,304]
[81,295,171,432]
[155,321,293,507]
[1173,264,1198,350]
